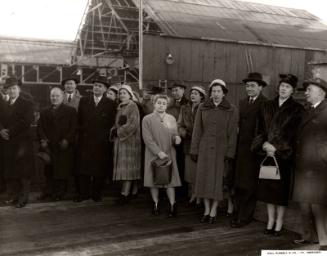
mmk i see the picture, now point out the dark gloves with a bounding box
[190,154,198,162]
[118,115,127,126]
[110,128,117,141]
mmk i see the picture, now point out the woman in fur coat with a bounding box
[112,85,141,203]
[253,74,304,236]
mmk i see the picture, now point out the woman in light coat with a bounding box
[190,79,238,224]
[112,84,141,203]
[142,95,181,217]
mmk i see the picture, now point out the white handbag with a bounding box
[259,156,281,180]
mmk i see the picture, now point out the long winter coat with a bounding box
[234,94,267,190]
[178,103,200,184]
[0,96,35,179]
[37,104,77,179]
[142,112,181,188]
[77,95,116,177]
[113,100,141,180]
[190,98,238,201]
[293,99,327,205]
[253,97,303,206]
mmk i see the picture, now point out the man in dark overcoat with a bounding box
[293,78,327,249]
[0,76,34,208]
[231,72,267,228]
[75,75,116,202]
[167,82,189,200]
[37,87,77,200]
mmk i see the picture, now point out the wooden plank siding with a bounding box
[143,35,327,104]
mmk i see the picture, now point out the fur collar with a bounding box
[201,97,232,110]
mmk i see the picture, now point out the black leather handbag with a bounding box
[151,157,172,185]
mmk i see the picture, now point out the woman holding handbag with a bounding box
[112,84,141,204]
[142,94,182,217]
[253,74,303,236]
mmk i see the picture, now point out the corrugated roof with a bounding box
[0,37,75,65]
[137,0,327,50]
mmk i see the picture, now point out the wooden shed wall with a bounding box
[143,35,327,105]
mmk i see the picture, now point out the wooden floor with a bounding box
[0,195,310,256]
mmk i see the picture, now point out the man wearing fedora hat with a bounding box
[75,75,116,202]
[62,77,82,111]
[232,72,268,228]
[0,75,35,208]
[293,78,327,249]
[37,87,78,201]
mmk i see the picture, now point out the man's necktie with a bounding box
[68,95,72,103]
[249,98,254,104]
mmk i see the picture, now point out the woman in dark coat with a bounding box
[178,86,205,205]
[190,79,238,224]
[253,74,303,235]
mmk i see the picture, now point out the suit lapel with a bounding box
[300,100,327,129]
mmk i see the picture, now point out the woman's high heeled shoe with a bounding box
[273,229,283,237]
[200,215,210,223]
[263,228,274,235]
[209,216,217,224]
[168,204,177,218]
[152,202,160,216]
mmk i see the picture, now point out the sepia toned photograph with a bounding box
[0,0,327,255]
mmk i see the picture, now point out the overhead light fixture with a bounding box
[166,53,174,65]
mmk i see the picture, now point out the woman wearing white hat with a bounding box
[178,86,206,206]
[190,79,238,223]
[111,84,141,203]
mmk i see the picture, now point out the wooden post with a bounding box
[139,0,143,90]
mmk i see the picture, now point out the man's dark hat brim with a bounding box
[147,86,165,95]
[242,78,267,87]
[279,74,298,88]
[61,78,79,86]
[3,76,22,89]
[92,76,110,88]
[168,83,187,90]
[303,78,327,93]
[242,72,267,87]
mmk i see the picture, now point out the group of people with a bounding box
[0,71,327,249]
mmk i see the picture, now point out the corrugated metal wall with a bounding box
[143,35,327,105]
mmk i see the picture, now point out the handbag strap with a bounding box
[260,155,280,174]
